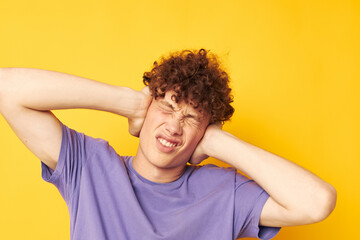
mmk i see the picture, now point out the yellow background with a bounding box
[0,0,358,239]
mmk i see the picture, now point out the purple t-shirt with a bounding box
[41,122,280,240]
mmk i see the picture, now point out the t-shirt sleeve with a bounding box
[41,122,88,203]
[234,172,281,239]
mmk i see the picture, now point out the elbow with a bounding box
[308,183,337,223]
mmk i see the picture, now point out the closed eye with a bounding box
[157,100,175,112]
[156,99,203,125]
[161,108,173,114]
[156,103,173,114]
[183,115,201,126]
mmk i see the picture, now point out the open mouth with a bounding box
[157,137,178,148]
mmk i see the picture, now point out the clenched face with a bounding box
[136,91,210,170]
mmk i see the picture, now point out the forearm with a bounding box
[206,129,336,221]
[0,68,143,119]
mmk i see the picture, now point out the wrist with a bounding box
[205,129,240,166]
[201,126,225,158]
[113,87,147,119]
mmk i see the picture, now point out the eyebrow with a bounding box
[158,99,175,110]
[158,99,201,122]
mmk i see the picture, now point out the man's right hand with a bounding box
[127,86,152,137]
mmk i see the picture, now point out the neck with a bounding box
[132,155,187,183]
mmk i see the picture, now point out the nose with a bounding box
[165,116,183,136]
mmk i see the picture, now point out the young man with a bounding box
[0,49,336,240]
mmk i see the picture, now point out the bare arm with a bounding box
[191,124,337,227]
[0,68,151,170]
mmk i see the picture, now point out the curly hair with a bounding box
[143,49,234,123]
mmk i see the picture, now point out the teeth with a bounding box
[158,138,177,147]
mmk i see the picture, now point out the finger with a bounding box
[141,86,151,95]
[218,121,224,128]
[210,121,223,130]
[189,156,199,165]
[189,151,199,164]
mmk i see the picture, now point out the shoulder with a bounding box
[188,163,237,187]
[196,163,236,176]
[189,163,256,189]
[61,123,122,163]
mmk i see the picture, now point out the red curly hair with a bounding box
[143,49,234,123]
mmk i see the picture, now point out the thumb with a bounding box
[141,86,151,96]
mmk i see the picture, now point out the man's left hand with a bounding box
[189,122,223,164]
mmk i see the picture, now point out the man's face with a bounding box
[137,91,210,169]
